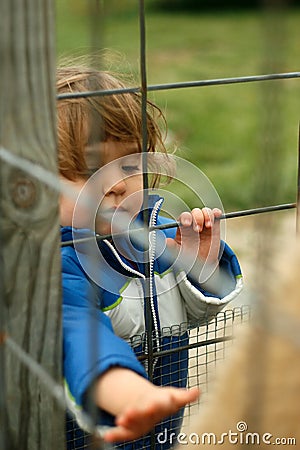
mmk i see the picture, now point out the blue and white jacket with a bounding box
[62,195,243,449]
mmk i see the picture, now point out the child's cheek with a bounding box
[132,178,144,215]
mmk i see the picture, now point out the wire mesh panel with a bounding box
[183,306,251,426]
[65,306,251,450]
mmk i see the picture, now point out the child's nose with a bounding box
[102,169,126,196]
[105,178,126,196]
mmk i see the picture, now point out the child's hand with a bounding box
[96,367,199,443]
[166,207,222,266]
[103,385,200,443]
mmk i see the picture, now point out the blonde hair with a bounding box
[56,66,173,187]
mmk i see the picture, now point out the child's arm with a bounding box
[98,367,199,443]
[63,275,199,442]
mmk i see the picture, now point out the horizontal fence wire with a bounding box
[0,146,296,249]
[57,72,300,100]
[2,333,106,441]
[60,202,296,248]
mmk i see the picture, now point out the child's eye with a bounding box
[122,165,140,174]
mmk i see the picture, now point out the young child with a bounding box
[57,65,243,449]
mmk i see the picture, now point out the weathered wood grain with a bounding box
[0,1,64,449]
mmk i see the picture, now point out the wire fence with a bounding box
[65,306,251,450]
[1,1,299,450]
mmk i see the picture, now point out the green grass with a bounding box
[56,2,300,211]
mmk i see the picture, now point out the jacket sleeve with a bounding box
[62,251,147,427]
[158,216,243,324]
[176,242,243,323]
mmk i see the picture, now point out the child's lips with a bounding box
[99,207,128,221]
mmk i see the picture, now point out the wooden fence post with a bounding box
[0,1,64,449]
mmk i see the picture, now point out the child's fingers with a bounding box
[115,387,200,426]
[190,208,204,232]
[181,386,200,403]
[170,386,200,410]
[179,208,222,232]
[104,387,200,443]
[179,211,193,227]
[179,210,205,232]
[116,406,149,426]
[201,207,215,228]
[105,406,157,442]
[212,207,222,219]
[103,424,136,443]
[108,407,158,442]
[199,207,222,229]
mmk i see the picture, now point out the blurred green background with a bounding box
[56,1,300,212]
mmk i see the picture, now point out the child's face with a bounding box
[60,140,144,235]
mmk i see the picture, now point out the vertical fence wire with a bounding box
[139,2,157,449]
[139,0,154,382]
[297,123,300,233]
[89,0,103,65]
[89,3,105,448]
[74,3,106,449]
[0,203,7,450]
